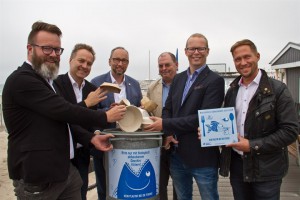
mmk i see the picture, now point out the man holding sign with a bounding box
[219,39,299,200]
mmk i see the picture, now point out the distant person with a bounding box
[146,52,178,200]
[145,33,225,200]
[2,21,126,200]
[53,43,107,200]
[219,39,299,200]
[90,46,143,199]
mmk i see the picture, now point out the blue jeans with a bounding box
[170,153,219,200]
[230,151,282,200]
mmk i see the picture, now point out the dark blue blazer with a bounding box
[91,71,142,109]
[162,66,225,168]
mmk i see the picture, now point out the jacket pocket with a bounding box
[256,150,287,178]
[254,102,276,134]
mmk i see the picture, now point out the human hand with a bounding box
[109,102,119,109]
[197,127,201,140]
[226,134,250,152]
[143,116,162,132]
[91,133,114,151]
[163,135,179,150]
[106,105,126,122]
[84,87,108,107]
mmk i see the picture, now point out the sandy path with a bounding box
[0,127,15,200]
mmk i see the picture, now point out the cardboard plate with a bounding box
[100,82,121,93]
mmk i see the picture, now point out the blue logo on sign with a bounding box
[117,159,156,199]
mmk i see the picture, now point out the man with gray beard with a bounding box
[2,21,126,200]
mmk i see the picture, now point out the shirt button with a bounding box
[255,146,259,150]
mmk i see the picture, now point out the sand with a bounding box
[0,127,14,200]
[0,127,98,199]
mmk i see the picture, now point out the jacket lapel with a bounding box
[61,74,77,104]
[180,66,210,107]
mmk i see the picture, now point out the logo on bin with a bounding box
[117,159,156,199]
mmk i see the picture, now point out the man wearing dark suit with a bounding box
[145,33,225,200]
[53,43,107,200]
[90,46,142,200]
[146,52,178,200]
[2,21,126,200]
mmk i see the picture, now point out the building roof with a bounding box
[269,42,300,69]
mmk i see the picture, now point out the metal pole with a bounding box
[148,50,151,80]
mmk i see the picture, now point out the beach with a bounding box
[0,127,14,200]
[0,127,99,199]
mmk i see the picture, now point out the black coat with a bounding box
[219,69,299,182]
[2,62,108,184]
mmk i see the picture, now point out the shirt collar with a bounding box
[186,64,206,77]
[68,72,85,89]
[162,79,171,87]
[110,71,126,85]
[238,69,262,87]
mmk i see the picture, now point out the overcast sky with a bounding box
[0,0,299,84]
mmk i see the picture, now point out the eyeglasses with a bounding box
[111,58,129,65]
[31,44,64,56]
[185,47,207,53]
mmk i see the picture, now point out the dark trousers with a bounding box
[160,148,178,200]
[230,150,282,200]
[91,148,106,200]
[13,163,82,200]
[72,147,90,200]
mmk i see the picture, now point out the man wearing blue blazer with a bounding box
[91,47,142,109]
[145,33,225,200]
[90,46,142,200]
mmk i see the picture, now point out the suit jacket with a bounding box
[53,73,101,145]
[146,79,163,117]
[2,62,108,184]
[162,66,225,168]
[91,71,142,108]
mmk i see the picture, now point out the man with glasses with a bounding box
[2,21,126,200]
[146,52,178,200]
[91,46,142,199]
[145,33,224,200]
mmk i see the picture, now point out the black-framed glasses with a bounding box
[111,58,129,65]
[185,47,207,53]
[31,44,64,56]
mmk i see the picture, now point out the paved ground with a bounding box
[166,155,300,200]
[87,154,300,200]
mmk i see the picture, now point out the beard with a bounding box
[31,51,59,80]
[112,67,126,76]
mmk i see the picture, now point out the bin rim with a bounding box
[102,128,163,136]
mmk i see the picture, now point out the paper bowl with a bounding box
[142,117,153,124]
[138,108,150,118]
[141,117,154,130]
[119,98,131,106]
[141,96,158,113]
[118,106,143,132]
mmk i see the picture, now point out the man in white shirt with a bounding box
[219,39,299,200]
